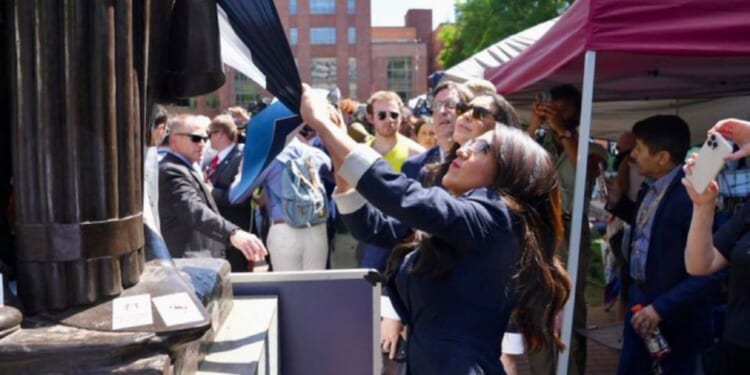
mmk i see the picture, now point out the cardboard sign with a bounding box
[152,292,203,327]
[112,294,153,330]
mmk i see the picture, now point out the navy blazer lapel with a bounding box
[425,146,441,165]
[214,146,238,179]
[650,168,685,226]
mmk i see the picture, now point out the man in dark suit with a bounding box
[402,81,469,181]
[206,114,253,272]
[159,114,266,263]
[606,115,720,374]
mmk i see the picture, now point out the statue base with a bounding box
[0,306,22,338]
[0,258,233,374]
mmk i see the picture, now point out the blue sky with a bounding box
[371,0,458,29]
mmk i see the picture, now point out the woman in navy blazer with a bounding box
[300,85,571,374]
[684,118,750,374]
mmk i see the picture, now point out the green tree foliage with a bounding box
[438,0,573,69]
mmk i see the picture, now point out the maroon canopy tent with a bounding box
[486,0,750,102]
[484,2,750,373]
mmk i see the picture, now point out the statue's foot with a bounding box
[0,305,22,338]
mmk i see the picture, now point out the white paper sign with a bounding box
[112,294,153,330]
[152,292,204,327]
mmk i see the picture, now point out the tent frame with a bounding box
[557,50,596,375]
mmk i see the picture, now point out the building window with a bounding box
[347,0,355,14]
[234,72,262,107]
[290,0,298,14]
[310,0,335,14]
[387,57,413,101]
[349,82,357,100]
[348,27,356,44]
[348,57,357,81]
[289,28,298,45]
[310,27,336,45]
[205,92,220,109]
[310,58,337,90]
[348,58,357,99]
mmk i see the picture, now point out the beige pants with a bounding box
[266,222,328,271]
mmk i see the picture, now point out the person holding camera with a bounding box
[683,118,750,374]
[299,84,571,374]
[526,84,605,375]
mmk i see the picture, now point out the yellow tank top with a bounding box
[367,136,409,172]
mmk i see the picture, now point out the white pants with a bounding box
[266,222,328,271]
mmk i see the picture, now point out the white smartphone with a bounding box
[687,132,734,194]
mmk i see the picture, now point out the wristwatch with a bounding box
[228,227,241,242]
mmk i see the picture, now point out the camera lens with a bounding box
[710,134,716,141]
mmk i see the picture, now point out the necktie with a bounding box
[206,155,219,181]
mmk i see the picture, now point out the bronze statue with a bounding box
[0,0,229,369]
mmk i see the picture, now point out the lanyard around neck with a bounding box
[636,183,669,230]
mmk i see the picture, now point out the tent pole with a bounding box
[556,50,597,375]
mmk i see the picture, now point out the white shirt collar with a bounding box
[216,143,236,164]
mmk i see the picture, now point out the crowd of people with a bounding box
[143,74,749,374]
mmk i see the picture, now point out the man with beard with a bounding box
[366,91,424,173]
[526,84,606,375]
[361,91,424,273]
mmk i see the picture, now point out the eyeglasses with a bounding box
[433,99,461,112]
[459,139,492,155]
[377,111,400,121]
[174,132,208,143]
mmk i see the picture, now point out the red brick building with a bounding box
[178,0,436,116]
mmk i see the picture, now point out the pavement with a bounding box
[517,304,623,375]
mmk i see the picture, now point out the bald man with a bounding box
[159,114,266,262]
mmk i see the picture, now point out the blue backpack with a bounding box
[280,156,329,228]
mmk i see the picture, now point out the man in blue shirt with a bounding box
[607,115,719,374]
[243,137,332,271]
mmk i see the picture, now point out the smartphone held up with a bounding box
[535,91,552,129]
[536,91,551,105]
[687,132,734,194]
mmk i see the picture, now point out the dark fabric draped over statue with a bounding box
[4,0,225,313]
[218,0,302,111]
[161,0,226,99]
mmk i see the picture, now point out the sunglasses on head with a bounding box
[471,106,493,120]
[174,132,208,143]
[460,139,492,155]
[377,111,400,121]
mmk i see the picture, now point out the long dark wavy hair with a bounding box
[386,125,571,352]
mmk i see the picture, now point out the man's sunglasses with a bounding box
[174,132,208,143]
[377,111,400,121]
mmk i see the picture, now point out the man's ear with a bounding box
[657,149,672,166]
